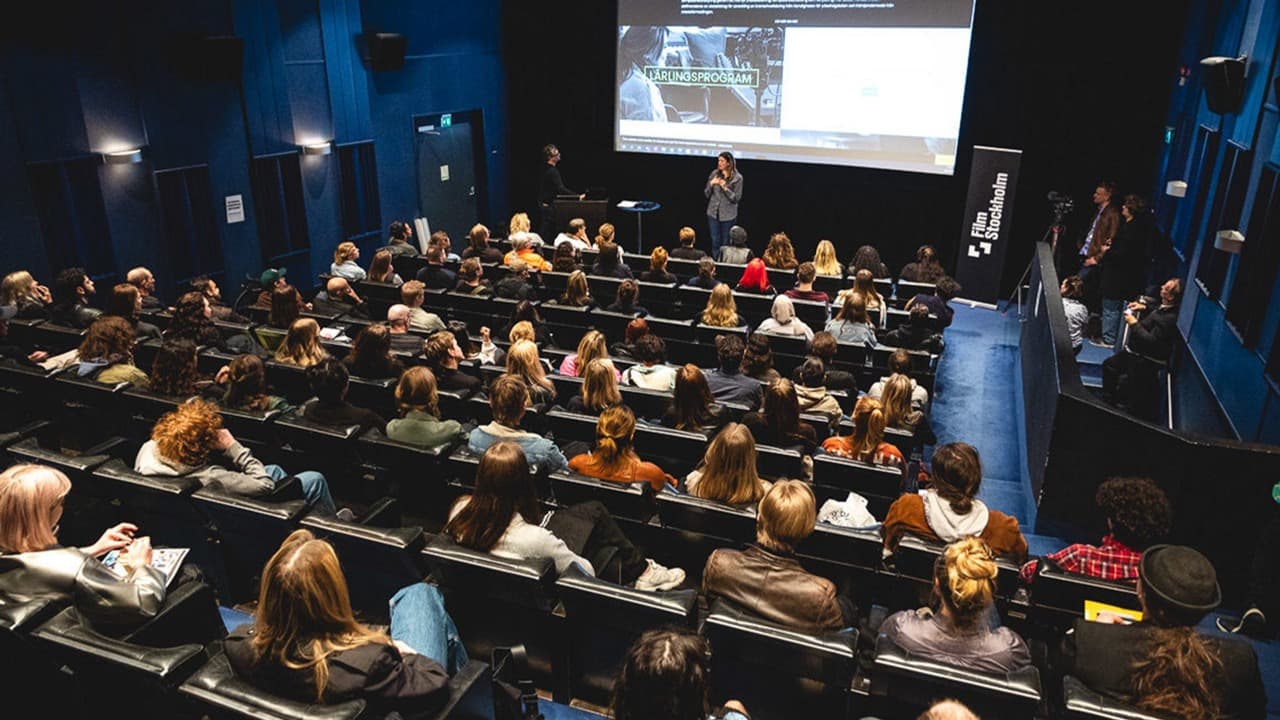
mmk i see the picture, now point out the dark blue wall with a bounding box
[1153,0,1280,443]
[0,0,508,299]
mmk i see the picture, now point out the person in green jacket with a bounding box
[386,366,466,448]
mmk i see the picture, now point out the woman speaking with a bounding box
[704,151,743,258]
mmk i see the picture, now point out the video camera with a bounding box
[1046,191,1075,225]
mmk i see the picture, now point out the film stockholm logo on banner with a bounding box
[968,172,1009,258]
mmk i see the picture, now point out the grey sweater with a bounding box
[134,440,274,497]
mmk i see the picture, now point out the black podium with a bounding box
[551,198,610,237]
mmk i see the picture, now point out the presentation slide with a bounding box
[615,0,976,175]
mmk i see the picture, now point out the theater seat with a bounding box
[179,651,366,720]
[299,509,428,620]
[812,454,903,520]
[1061,675,1166,720]
[554,563,697,706]
[1028,560,1140,634]
[870,634,1042,719]
[702,598,859,720]
[357,428,460,520]
[189,486,309,604]
[891,535,1023,604]
[0,595,68,705]
[549,471,655,523]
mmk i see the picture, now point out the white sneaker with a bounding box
[633,559,685,591]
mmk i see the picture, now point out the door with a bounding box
[414,110,486,241]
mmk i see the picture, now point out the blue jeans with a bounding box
[1101,298,1124,345]
[708,216,734,259]
[390,583,469,673]
[265,464,336,515]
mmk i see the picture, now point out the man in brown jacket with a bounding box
[703,480,855,633]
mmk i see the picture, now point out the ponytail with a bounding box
[593,406,637,474]
[1129,627,1222,720]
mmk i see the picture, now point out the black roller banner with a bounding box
[955,146,1021,304]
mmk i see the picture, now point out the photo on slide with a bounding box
[617,25,785,128]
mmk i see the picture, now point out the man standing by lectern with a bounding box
[539,144,584,239]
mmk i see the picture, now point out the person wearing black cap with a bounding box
[1056,545,1265,720]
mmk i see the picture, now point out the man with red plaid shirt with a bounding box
[1021,476,1172,584]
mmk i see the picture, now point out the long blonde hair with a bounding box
[560,270,592,306]
[333,241,358,264]
[251,530,390,702]
[275,318,329,367]
[692,423,763,506]
[509,212,531,235]
[1,270,38,305]
[881,374,921,429]
[507,339,553,394]
[591,405,639,474]
[0,464,72,553]
[701,284,739,327]
[581,358,621,412]
[845,396,888,462]
[508,320,536,344]
[574,331,610,373]
[812,240,841,276]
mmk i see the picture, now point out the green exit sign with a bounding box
[441,114,452,128]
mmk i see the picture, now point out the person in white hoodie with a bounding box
[754,294,814,343]
[134,399,338,515]
[622,334,676,392]
[553,217,593,251]
[795,357,843,425]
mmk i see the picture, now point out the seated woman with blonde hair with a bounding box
[698,284,745,328]
[225,529,465,712]
[820,396,903,467]
[558,330,621,380]
[565,358,623,415]
[330,241,367,282]
[274,318,330,367]
[0,463,166,629]
[685,423,770,509]
[880,537,1031,673]
[506,339,557,406]
[568,405,676,492]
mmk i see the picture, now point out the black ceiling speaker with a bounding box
[367,33,407,72]
[1200,55,1246,114]
[174,35,243,82]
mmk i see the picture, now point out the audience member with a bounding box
[742,379,819,454]
[149,339,205,398]
[595,222,617,249]
[166,290,222,347]
[499,301,550,346]
[303,358,387,434]
[0,305,48,365]
[274,318,329,367]
[381,219,419,257]
[559,330,618,379]
[508,211,545,249]
[882,373,936,445]
[756,294,813,341]
[917,700,980,720]
[906,276,961,329]
[592,239,632,279]
[899,245,946,283]
[610,317,650,359]
[1020,476,1172,584]
[882,442,1026,561]
[312,277,369,319]
[704,334,763,407]
[126,267,162,310]
[1057,545,1265,720]
[136,398,336,513]
[462,223,502,263]
[795,357,843,423]
[447,440,683,589]
[826,291,877,345]
[416,245,456,290]
[670,226,705,260]
[686,423,770,507]
[704,481,855,632]
[800,331,857,391]
[821,396,902,466]
[217,354,291,412]
[494,259,536,300]
[551,241,580,272]
[267,285,302,331]
[734,258,775,295]
[557,270,594,307]
[77,315,147,387]
[401,280,446,332]
[686,257,721,289]
[1102,278,1182,413]
[812,239,843,277]
[786,262,831,304]
[367,249,403,286]
[507,339,557,405]
[386,305,426,354]
[881,304,944,353]
[850,245,890,278]
[423,330,481,394]
[699,284,744,328]
[2,269,52,319]
[881,537,1031,673]
[662,364,728,434]
[467,376,567,472]
[504,235,551,271]
[427,229,459,263]
[190,275,247,322]
[565,358,622,415]
[50,267,101,328]
[0,464,169,628]
[225,530,463,712]
[453,258,491,295]
[343,323,406,380]
[868,348,929,410]
[607,279,648,316]
[256,268,297,309]
[718,224,752,264]
[1060,275,1089,354]
[622,333,675,391]
[640,246,677,283]
[104,283,161,340]
[740,334,780,382]
[386,366,466,448]
[610,629,749,720]
[330,241,366,281]
[569,405,675,491]
[554,217,592,251]
[839,268,884,313]
[762,232,798,269]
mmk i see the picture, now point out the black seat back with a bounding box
[812,454,903,519]
[299,513,427,619]
[549,472,655,522]
[1060,675,1168,720]
[1029,561,1141,633]
[179,650,365,720]
[870,634,1042,719]
[190,488,309,604]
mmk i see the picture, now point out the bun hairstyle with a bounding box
[934,537,998,627]
[929,442,982,514]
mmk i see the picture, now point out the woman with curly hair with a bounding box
[698,284,743,328]
[342,323,405,380]
[762,232,798,270]
[551,241,580,272]
[557,270,594,307]
[1020,476,1172,584]
[274,318,330,367]
[149,339,206,398]
[849,244,889,278]
[134,398,336,514]
[739,334,779,382]
[217,354,291,412]
[330,241,366,281]
[77,315,148,387]
[165,291,222,347]
[881,537,1031,672]
[812,239,843,277]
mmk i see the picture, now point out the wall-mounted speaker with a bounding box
[367,33,407,72]
[1200,55,1246,114]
